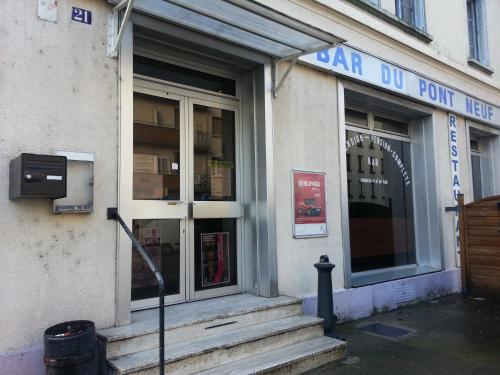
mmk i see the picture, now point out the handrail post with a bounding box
[108,208,165,375]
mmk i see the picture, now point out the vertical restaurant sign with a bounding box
[201,232,230,287]
[448,114,461,260]
[292,171,327,238]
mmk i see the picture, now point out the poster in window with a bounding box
[292,170,327,238]
[201,232,230,287]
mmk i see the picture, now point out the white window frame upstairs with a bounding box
[467,0,490,67]
[396,0,426,31]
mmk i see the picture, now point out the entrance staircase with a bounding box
[97,294,346,374]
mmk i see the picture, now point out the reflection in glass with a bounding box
[471,154,482,201]
[131,219,180,301]
[134,55,236,96]
[346,130,415,272]
[345,108,368,127]
[194,218,237,291]
[133,93,180,200]
[193,105,236,201]
[373,116,409,135]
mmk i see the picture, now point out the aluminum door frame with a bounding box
[187,96,243,301]
[126,80,244,309]
[128,86,189,311]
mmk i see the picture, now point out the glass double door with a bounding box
[128,82,241,309]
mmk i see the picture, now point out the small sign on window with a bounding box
[71,7,92,25]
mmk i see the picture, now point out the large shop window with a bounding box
[345,109,416,273]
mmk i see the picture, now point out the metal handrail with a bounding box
[107,208,165,375]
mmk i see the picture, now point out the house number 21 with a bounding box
[71,7,92,25]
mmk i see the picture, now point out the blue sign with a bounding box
[448,114,461,257]
[301,45,500,127]
[71,7,92,25]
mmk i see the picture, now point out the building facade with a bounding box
[1,0,499,373]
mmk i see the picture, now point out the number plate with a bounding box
[71,7,92,25]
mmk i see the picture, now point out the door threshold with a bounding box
[131,290,243,312]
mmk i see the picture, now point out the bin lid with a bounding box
[45,320,94,338]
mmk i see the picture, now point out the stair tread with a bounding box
[99,295,301,342]
[108,315,323,374]
[194,336,346,375]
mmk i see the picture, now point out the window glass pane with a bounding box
[133,93,180,200]
[470,139,480,152]
[398,0,414,24]
[471,155,482,201]
[475,0,489,64]
[131,219,180,300]
[345,108,368,127]
[414,0,426,30]
[467,0,479,60]
[374,115,409,135]
[193,104,236,201]
[194,218,237,291]
[346,130,416,272]
[134,55,236,96]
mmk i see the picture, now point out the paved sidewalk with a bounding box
[306,294,500,375]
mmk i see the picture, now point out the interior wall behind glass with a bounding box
[346,130,416,272]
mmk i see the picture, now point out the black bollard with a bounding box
[314,255,336,337]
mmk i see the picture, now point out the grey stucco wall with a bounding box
[0,0,118,358]
[272,64,344,297]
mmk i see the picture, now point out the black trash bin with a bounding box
[44,320,97,375]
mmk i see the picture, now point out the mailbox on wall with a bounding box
[53,151,94,214]
[9,153,67,200]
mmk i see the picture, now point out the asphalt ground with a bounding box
[306,293,500,375]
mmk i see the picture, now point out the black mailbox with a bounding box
[9,153,67,200]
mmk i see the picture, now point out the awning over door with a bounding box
[108,0,344,60]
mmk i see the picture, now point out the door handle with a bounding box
[167,200,186,205]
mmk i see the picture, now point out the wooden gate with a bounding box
[458,194,500,297]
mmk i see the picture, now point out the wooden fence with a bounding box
[458,194,500,297]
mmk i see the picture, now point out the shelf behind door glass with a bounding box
[193,104,236,201]
[133,93,180,200]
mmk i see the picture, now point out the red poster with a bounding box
[293,171,327,237]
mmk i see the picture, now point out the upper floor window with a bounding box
[396,0,426,31]
[467,0,489,66]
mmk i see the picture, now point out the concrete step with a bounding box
[195,336,347,375]
[108,315,324,375]
[99,295,303,359]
